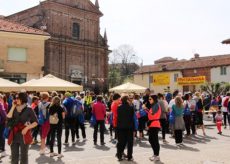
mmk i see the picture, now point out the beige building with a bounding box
[0,18,50,83]
[134,70,183,94]
[134,55,230,94]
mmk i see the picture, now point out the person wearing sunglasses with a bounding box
[7,92,38,164]
[146,94,161,162]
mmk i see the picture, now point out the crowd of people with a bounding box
[0,89,229,163]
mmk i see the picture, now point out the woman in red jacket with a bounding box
[92,95,106,145]
[145,94,161,162]
[111,93,121,142]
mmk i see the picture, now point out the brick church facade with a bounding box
[7,0,110,92]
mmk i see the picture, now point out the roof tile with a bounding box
[0,18,50,36]
[135,54,230,74]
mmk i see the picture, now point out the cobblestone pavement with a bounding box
[1,123,230,164]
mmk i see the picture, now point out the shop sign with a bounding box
[177,76,206,85]
[153,73,170,86]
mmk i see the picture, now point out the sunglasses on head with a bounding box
[149,98,153,101]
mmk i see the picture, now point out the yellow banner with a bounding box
[177,76,206,85]
[153,74,170,86]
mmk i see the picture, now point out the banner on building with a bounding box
[177,76,206,85]
[153,73,170,86]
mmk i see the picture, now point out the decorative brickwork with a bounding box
[7,0,109,91]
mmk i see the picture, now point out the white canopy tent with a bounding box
[20,79,37,86]
[109,82,147,93]
[0,78,21,92]
[20,74,83,92]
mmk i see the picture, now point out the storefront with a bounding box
[0,73,26,84]
[177,76,206,93]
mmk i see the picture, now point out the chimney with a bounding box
[194,53,200,59]
[161,65,167,71]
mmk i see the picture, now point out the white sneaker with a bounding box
[150,156,160,162]
[39,149,45,155]
[50,153,58,157]
[149,155,156,161]
[163,139,169,144]
[57,154,64,158]
[1,151,7,157]
[176,143,181,147]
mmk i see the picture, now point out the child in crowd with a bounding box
[215,110,223,135]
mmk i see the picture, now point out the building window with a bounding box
[72,23,80,38]
[149,75,153,83]
[174,73,179,82]
[8,48,27,62]
[220,66,227,75]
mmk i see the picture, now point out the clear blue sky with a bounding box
[1,0,230,65]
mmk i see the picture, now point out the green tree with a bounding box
[109,44,140,87]
[108,68,121,88]
[200,82,230,96]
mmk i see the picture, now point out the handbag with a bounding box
[169,111,175,124]
[184,104,191,116]
[3,127,10,139]
[133,113,139,131]
[49,113,59,124]
[90,115,96,126]
[23,129,33,145]
[139,109,147,117]
[78,113,85,124]
[38,111,45,125]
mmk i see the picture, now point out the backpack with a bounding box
[133,113,139,131]
[38,102,50,125]
[49,113,59,124]
[38,110,45,125]
[70,100,83,118]
[169,105,175,124]
[223,97,229,108]
[183,103,191,116]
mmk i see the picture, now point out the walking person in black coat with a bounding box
[116,95,135,161]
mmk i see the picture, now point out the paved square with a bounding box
[1,124,230,164]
